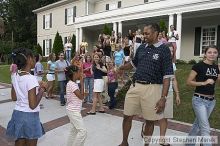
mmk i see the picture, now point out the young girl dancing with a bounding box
[65,65,87,146]
[6,48,47,146]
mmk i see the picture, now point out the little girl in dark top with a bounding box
[107,60,118,109]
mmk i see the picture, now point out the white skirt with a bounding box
[125,56,130,62]
[93,79,104,92]
[46,74,55,81]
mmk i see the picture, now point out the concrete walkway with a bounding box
[0,84,219,146]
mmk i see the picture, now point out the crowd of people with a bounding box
[6,23,218,146]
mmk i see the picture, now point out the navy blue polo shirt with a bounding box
[131,42,173,84]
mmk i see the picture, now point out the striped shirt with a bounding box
[66,80,82,112]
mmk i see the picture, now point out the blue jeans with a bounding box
[186,96,216,146]
[84,77,94,102]
[108,82,118,109]
[66,50,71,62]
[59,80,67,104]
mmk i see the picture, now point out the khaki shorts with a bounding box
[124,83,163,121]
[164,91,173,119]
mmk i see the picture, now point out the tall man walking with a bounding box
[118,23,174,146]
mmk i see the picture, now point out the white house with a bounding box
[33,0,220,61]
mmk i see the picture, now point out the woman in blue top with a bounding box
[46,53,56,98]
[87,53,107,115]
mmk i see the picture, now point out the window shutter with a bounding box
[50,13,52,28]
[106,4,109,10]
[65,9,67,25]
[64,37,67,44]
[73,6,76,22]
[49,39,52,53]
[194,27,201,56]
[217,25,220,54]
[118,1,121,8]
[43,40,45,56]
[43,15,45,29]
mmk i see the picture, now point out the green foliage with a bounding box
[0,0,60,62]
[103,24,111,35]
[188,59,197,64]
[52,32,63,57]
[176,59,187,64]
[33,43,42,55]
[116,80,132,103]
[71,34,76,57]
[0,40,11,54]
[159,19,167,33]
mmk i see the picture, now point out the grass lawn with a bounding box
[174,64,220,130]
[0,65,11,84]
[0,63,219,129]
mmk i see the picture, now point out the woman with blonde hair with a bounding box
[46,53,56,98]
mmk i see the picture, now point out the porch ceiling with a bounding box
[183,8,220,19]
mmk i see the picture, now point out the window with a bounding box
[200,26,217,55]
[109,3,117,10]
[64,37,67,44]
[144,0,149,3]
[43,13,52,29]
[118,1,121,8]
[106,4,109,10]
[65,6,76,25]
[43,39,52,56]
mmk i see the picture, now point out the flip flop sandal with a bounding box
[87,111,96,115]
[160,143,170,146]
[98,110,105,113]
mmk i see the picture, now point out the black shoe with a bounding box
[60,103,65,106]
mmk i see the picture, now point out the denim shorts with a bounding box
[6,110,45,140]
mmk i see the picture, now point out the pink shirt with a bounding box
[83,62,93,78]
[107,69,117,83]
[66,81,82,112]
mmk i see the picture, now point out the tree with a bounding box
[71,34,76,57]
[103,24,111,35]
[52,31,63,57]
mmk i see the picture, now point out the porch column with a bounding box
[79,27,83,48]
[75,28,79,52]
[168,14,174,32]
[86,0,89,15]
[176,13,182,59]
[113,22,117,39]
[118,21,122,35]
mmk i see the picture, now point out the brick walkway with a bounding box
[0,83,219,146]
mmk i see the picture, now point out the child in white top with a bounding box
[6,48,47,146]
[65,65,87,146]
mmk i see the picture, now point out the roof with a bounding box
[33,0,77,13]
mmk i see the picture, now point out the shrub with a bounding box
[188,59,197,64]
[33,43,42,55]
[176,59,187,64]
[71,34,76,57]
[53,31,64,57]
[159,19,168,33]
[116,80,132,104]
[103,24,111,35]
